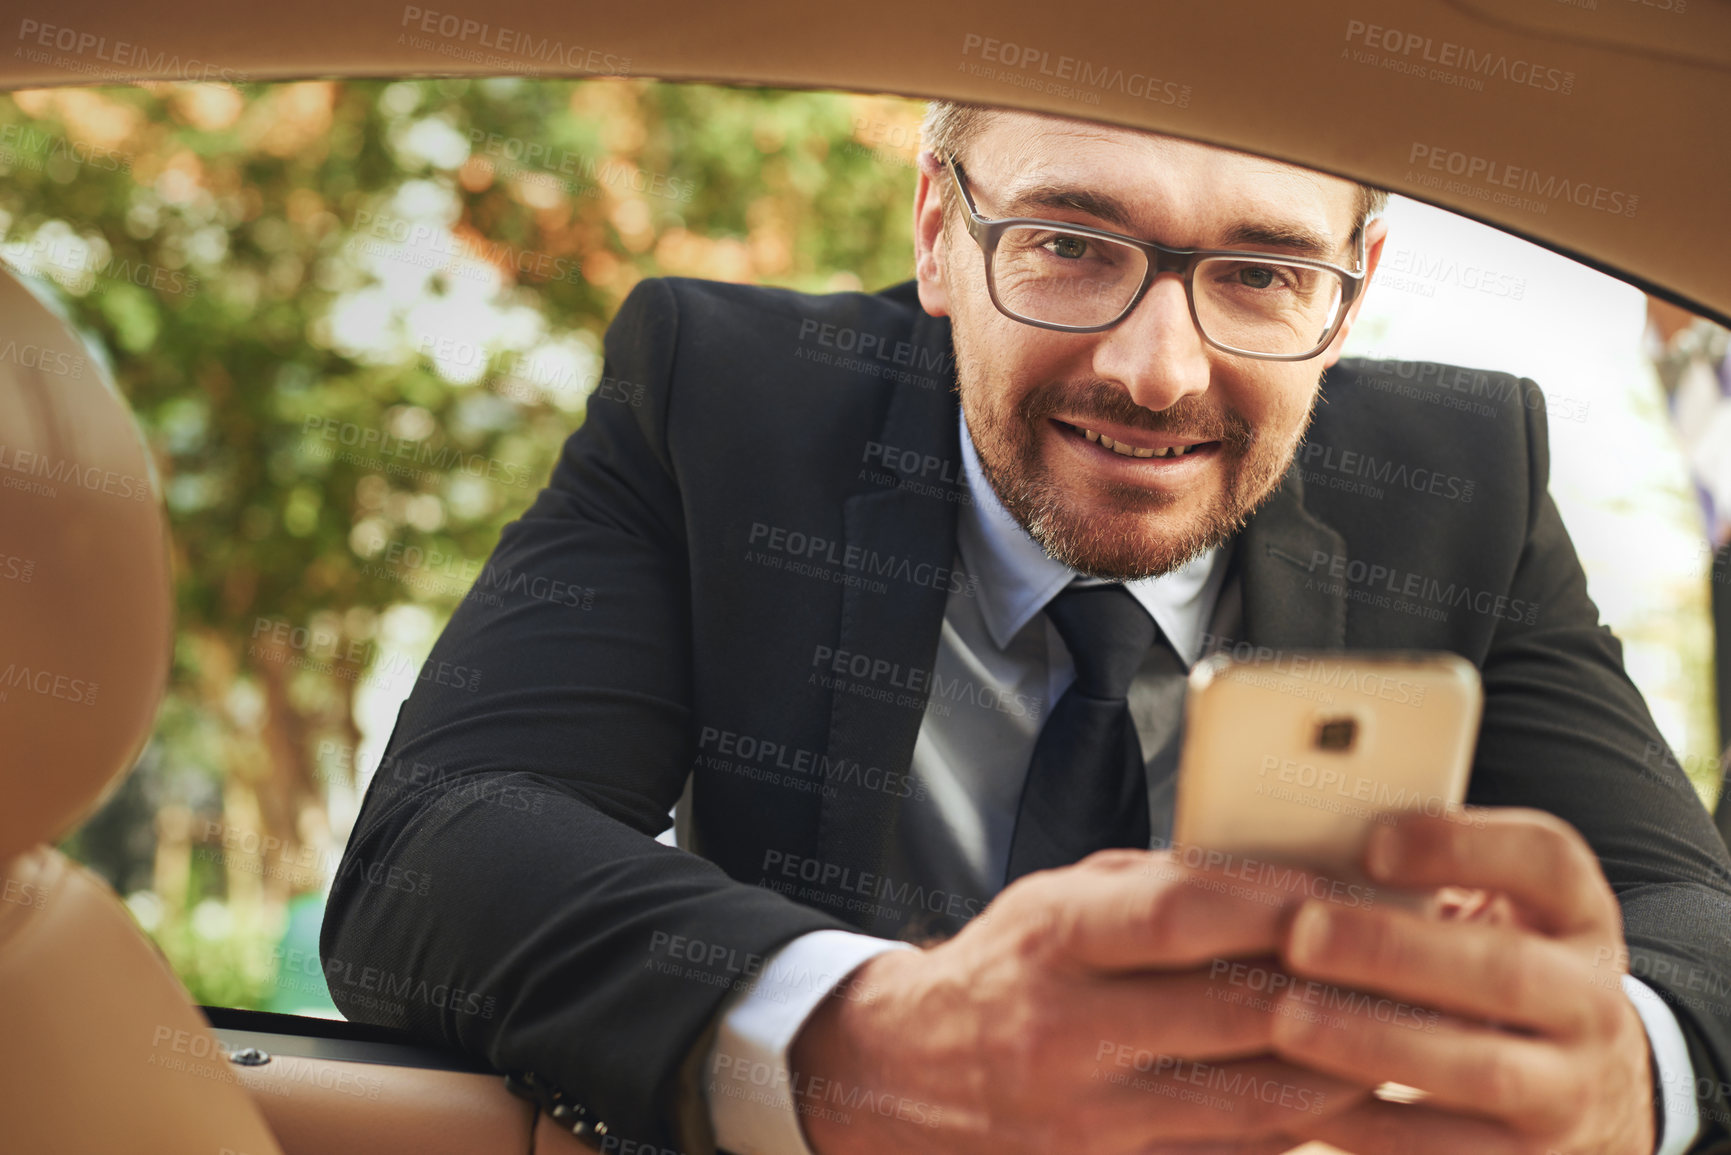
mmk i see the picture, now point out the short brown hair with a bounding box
[921,99,1387,237]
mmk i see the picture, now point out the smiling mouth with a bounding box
[1053,419,1217,460]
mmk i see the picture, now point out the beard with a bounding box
[964,374,1316,581]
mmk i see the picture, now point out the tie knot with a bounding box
[1044,583,1158,700]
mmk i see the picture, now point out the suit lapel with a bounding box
[817,312,962,907]
[1236,462,1350,650]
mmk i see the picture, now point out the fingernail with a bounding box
[1289,903,1331,966]
[1366,824,1400,880]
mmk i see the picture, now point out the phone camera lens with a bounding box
[1315,717,1357,751]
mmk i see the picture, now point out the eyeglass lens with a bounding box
[990,226,1347,356]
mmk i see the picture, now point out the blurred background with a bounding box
[0,78,1722,1017]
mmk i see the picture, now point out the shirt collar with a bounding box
[957,407,1228,665]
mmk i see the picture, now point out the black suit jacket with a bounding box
[323,275,1731,1153]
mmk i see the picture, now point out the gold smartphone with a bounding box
[1171,650,1483,889]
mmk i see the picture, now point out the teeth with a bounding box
[1075,424,1204,459]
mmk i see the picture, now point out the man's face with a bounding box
[913,112,1387,580]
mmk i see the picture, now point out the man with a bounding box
[322,103,1731,1155]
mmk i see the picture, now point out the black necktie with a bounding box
[1004,582,1157,884]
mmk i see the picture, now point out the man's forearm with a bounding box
[1626,975,1703,1155]
[705,931,916,1155]
[785,947,952,1155]
[322,767,854,1149]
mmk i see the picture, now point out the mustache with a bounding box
[1016,380,1255,451]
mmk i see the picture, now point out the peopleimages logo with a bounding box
[14,18,248,82]
[1298,442,1475,504]
[0,662,99,706]
[759,849,990,925]
[0,338,86,377]
[1381,247,1526,300]
[747,521,979,599]
[0,442,151,501]
[397,6,631,75]
[695,725,929,802]
[0,124,129,173]
[467,130,693,203]
[1307,549,1541,626]
[348,209,583,286]
[1342,19,1574,95]
[959,33,1192,108]
[1406,143,1638,219]
[1,232,200,297]
[301,416,533,489]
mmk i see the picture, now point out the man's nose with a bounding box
[1088,273,1211,413]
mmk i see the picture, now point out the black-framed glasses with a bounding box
[941,153,1368,361]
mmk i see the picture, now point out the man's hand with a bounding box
[1270,808,1656,1155]
[787,849,1373,1155]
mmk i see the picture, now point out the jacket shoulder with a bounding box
[608,274,948,410]
[600,276,956,508]
[622,275,927,345]
[1299,356,1553,648]
[1316,356,1542,458]
[1308,355,1546,508]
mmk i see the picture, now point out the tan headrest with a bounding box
[0,268,171,860]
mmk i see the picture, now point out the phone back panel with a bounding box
[1171,651,1483,883]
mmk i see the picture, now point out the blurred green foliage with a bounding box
[3,77,924,1007]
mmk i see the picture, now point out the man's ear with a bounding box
[1319,213,1390,370]
[913,150,952,319]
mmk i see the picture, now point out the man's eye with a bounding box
[1046,235,1090,260]
[1236,265,1281,290]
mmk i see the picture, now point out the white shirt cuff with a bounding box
[703,930,917,1155]
[1624,973,1702,1155]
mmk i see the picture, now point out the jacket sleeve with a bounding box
[320,277,855,1153]
[1465,381,1731,1153]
